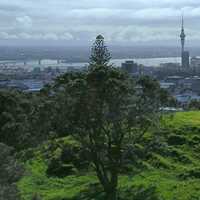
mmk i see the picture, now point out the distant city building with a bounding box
[0,66,28,75]
[182,51,190,68]
[159,107,183,112]
[181,76,200,94]
[165,76,183,85]
[121,60,138,74]
[175,92,200,105]
[32,67,41,74]
[160,63,180,71]
[180,16,190,68]
[191,57,200,69]
[160,82,176,93]
[0,79,44,92]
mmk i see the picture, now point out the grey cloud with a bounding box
[0,0,200,44]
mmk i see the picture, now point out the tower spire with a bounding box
[181,14,184,29]
[180,14,190,68]
[180,14,186,53]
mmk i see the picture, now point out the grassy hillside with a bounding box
[164,111,200,128]
[18,111,200,200]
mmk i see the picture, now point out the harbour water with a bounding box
[0,57,182,70]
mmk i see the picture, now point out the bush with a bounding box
[0,143,23,200]
[189,135,200,145]
[45,137,90,177]
[120,185,161,200]
[46,158,77,178]
[168,148,192,164]
[167,134,187,145]
[179,168,200,180]
[149,153,171,169]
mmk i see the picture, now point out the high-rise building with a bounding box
[180,16,190,68]
[191,57,200,68]
[121,60,138,74]
[191,57,200,72]
[182,51,190,68]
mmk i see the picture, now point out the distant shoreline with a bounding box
[0,57,182,69]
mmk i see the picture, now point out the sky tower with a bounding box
[180,15,190,68]
[180,15,185,53]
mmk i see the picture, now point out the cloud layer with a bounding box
[0,0,200,44]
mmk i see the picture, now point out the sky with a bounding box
[0,0,200,46]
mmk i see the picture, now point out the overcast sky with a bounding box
[0,0,200,46]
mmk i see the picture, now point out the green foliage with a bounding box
[43,137,90,177]
[179,168,200,180]
[0,143,23,200]
[149,153,172,169]
[120,185,161,200]
[167,147,192,164]
[0,88,56,150]
[0,89,31,148]
[46,160,77,178]
[188,99,200,110]
[167,134,187,145]
[90,35,111,66]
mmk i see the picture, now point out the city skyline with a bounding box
[0,0,200,46]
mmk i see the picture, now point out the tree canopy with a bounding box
[48,36,164,200]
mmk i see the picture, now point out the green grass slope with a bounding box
[18,111,200,200]
[164,111,200,128]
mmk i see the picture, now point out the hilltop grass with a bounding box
[18,159,200,200]
[18,158,98,200]
[18,111,200,200]
[164,111,200,128]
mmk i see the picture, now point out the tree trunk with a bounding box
[105,188,117,200]
[104,166,119,200]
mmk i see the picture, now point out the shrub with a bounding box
[120,185,161,200]
[189,135,200,145]
[167,134,186,145]
[168,148,192,164]
[178,168,200,180]
[0,143,23,200]
[46,158,77,178]
[149,153,171,169]
[44,137,91,178]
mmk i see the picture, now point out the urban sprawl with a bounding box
[1,17,200,108]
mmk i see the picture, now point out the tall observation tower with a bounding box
[180,15,190,68]
[180,16,185,53]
